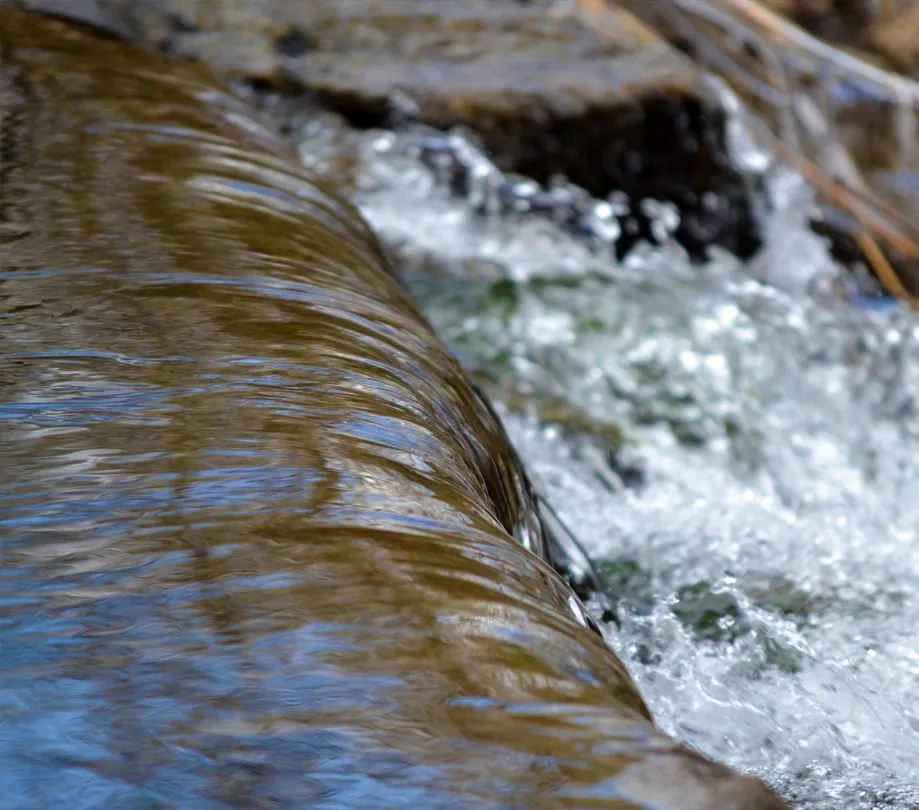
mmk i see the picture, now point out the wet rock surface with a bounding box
[763,0,919,75]
[11,0,764,261]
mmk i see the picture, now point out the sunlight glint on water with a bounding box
[347,127,919,810]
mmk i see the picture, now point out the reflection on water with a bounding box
[0,10,790,810]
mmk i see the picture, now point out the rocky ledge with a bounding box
[15,0,765,262]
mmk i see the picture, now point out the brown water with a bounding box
[0,9,789,809]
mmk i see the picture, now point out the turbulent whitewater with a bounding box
[351,123,919,810]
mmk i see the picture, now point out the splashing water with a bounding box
[338,120,919,809]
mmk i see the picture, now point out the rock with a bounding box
[869,2,919,75]
[9,0,763,260]
[757,0,919,75]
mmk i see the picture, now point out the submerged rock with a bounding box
[0,7,788,808]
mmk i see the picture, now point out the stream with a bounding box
[2,7,918,805]
[349,122,919,809]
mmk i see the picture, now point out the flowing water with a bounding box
[348,123,919,809]
[2,7,918,808]
[1,11,793,810]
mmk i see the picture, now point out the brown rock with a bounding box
[9,0,763,259]
[870,1,919,74]
[265,0,762,259]
[759,0,919,75]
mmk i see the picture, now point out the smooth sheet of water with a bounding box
[10,15,792,810]
[352,128,919,810]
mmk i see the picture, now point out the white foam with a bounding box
[345,126,919,809]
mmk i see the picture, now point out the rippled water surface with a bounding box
[4,8,919,808]
[5,12,800,810]
[352,129,919,809]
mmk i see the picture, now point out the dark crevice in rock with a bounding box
[312,88,392,131]
[275,26,312,58]
[475,94,763,261]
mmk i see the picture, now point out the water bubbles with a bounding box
[640,199,680,244]
[346,121,919,809]
[358,125,636,253]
